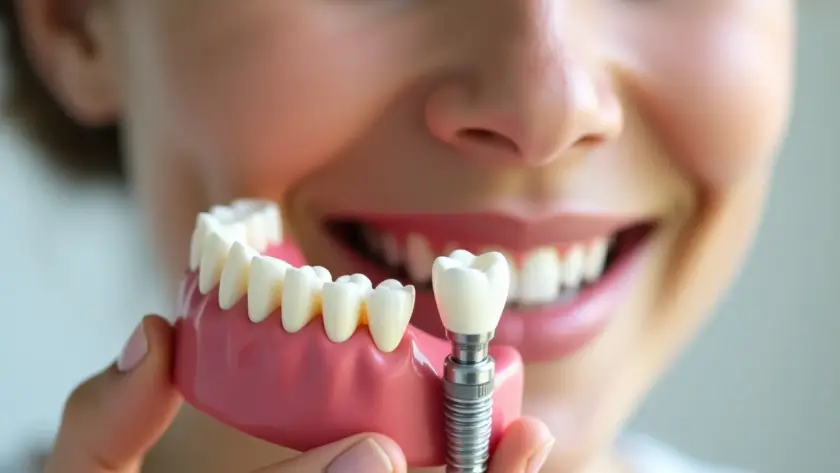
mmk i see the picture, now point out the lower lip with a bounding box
[334,227,652,363]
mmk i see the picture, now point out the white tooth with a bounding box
[432,250,510,335]
[365,279,415,352]
[231,198,271,214]
[218,242,258,310]
[335,273,373,295]
[506,261,520,303]
[583,239,609,283]
[242,213,269,253]
[483,248,519,303]
[405,233,434,283]
[234,200,282,245]
[210,205,236,221]
[228,222,248,243]
[447,249,476,266]
[198,231,235,294]
[312,266,333,282]
[247,256,292,323]
[189,212,220,271]
[262,203,282,244]
[232,198,259,209]
[321,277,367,343]
[281,266,331,332]
[209,205,249,242]
[563,245,585,289]
[381,234,402,266]
[518,248,562,305]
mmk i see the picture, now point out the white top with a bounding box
[0,126,752,473]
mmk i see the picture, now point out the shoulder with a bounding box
[617,433,754,473]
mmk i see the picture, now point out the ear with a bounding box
[15,0,119,126]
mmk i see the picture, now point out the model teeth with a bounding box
[189,213,222,271]
[232,199,283,249]
[209,206,248,243]
[190,200,282,272]
[282,266,332,333]
[247,256,292,323]
[432,251,510,335]
[335,273,374,293]
[218,242,258,310]
[199,232,235,294]
[321,274,371,343]
[358,230,613,306]
[366,280,415,352]
[188,201,422,354]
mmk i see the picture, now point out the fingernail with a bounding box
[327,439,393,473]
[525,437,555,473]
[117,321,148,372]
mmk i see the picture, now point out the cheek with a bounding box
[147,20,416,198]
[626,15,793,193]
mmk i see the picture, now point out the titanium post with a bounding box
[432,250,510,473]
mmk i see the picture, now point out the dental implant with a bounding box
[432,250,511,473]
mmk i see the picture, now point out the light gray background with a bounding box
[1,5,837,473]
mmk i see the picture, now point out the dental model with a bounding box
[173,199,523,468]
[434,251,510,473]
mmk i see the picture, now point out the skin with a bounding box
[18,0,794,472]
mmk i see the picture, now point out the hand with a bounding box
[44,315,554,473]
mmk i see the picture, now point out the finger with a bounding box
[253,434,406,473]
[488,416,555,473]
[45,315,182,473]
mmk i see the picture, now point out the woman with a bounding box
[2,0,794,472]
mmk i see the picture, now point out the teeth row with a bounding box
[189,199,282,271]
[366,231,611,306]
[190,201,415,353]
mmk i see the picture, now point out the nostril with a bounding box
[457,128,520,156]
[574,133,606,148]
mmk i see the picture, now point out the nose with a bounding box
[425,5,622,166]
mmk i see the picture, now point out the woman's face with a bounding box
[36,0,794,470]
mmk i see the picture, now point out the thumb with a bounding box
[255,434,406,473]
[488,416,555,473]
[45,315,182,473]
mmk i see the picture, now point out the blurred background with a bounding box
[1,4,837,473]
[630,5,840,473]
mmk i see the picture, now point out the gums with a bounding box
[173,242,524,467]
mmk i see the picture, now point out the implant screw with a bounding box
[443,330,496,473]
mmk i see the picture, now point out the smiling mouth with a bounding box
[326,219,652,311]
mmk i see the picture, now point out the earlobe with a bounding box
[15,0,119,126]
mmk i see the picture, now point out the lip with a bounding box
[327,215,654,362]
[351,212,643,250]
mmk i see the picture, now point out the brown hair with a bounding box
[0,2,123,179]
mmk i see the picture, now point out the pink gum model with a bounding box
[173,242,524,468]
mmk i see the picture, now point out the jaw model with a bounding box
[173,199,524,467]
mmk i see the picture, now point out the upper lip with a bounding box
[347,212,647,250]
